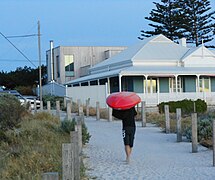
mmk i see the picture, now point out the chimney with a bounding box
[179,38,186,47]
[50,40,54,81]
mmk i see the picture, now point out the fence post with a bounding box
[86,99,90,117]
[75,117,83,154]
[47,101,51,113]
[108,107,112,122]
[34,99,37,113]
[42,172,59,180]
[64,96,67,109]
[56,101,60,117]
[62,143,74,180]
[193,101,196,113]
[213,119,215,166]
[70,131,80,180]
[176,108,182,142]
[96,101,100,121]
[40,100,43,111]
[67,102,72,120]
[141,101,146,127]
[164,105,170,133]
[191,113,198,153]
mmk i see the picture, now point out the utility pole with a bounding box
[38,20,42,102]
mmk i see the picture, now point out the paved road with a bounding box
[83,117,215,180]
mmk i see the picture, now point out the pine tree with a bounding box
[138,0,184,41]
[139,0,215,47]
[178,0,215,47]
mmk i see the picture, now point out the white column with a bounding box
[119,74,122,92]
[196,75,200,92]
[107,77,110,94]
[145,75,148,94]
[175,75,178,93]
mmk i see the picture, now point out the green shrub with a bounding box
[43,95,64,109]
[0,94,25,132]
[60,118,91,145]
[158,99,207,115]
[60,119,76,133]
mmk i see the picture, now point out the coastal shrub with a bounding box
[60,118,91,145]
[158,99,207,115]
[184,113,214,147]
[43,95,64,109]
[0,94,25,132]
[0,112,70,179]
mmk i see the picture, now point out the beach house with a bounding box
[65,34,215,107]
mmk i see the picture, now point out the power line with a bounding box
[6,34,39,38]
[0,58,46,63]
[0,32,37,67]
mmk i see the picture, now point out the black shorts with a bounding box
[122,127,136,148]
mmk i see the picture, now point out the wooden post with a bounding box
[164,105,170,133]
[96,101,100,121]
[70,131,80,180]
[67,102,72,120]
[56,101,60,117]
[75,117,83,154]
[191,113,198,153]
[64,96,67,109]
[40,100,43,111]
[86,99,89,117]
[193,101,196,113]
[62,143,74,180]
[77,99,81,115]
[108,107,112,122]
[42,172,59,180]
[176,108,182,142]
[78,106,83,116]
[47,101,51,113]
[34,98,37,113]
[213,119,215,166]
[141,101,146,127]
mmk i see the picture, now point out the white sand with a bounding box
[83,117,215,180]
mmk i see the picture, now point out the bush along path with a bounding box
[83,117,215,180]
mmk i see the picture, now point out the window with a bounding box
[199,77,210,92]
[65,55,74,77]
[144,78,156,93]
[56,56,60,78]
[169,77,182,92]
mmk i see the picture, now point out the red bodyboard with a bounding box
[106,92,141,110]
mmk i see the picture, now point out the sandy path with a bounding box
[83,117,215,180]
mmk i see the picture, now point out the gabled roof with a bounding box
[90,34,189,73]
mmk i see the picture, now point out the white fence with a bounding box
[66,85,108,108]
[66,85,215,108]
[42,82,66,97]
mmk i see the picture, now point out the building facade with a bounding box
[65,34,215,106]
[46,43,127,84]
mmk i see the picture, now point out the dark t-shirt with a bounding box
[112,107,137,128]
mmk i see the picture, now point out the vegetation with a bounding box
[0,94,25,142]
[138,0,215,47]
[158,99,207,115]
[0,94,91,179]
[0,65,47,95]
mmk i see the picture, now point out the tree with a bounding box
[138,0,184,41]
[178,0,215,47]
[139,0,215,47]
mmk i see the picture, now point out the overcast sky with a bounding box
[0,0,214,72]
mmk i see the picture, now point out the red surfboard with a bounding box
[106,92,141,110]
